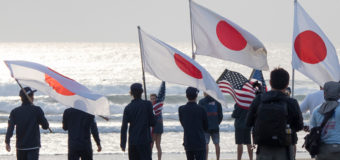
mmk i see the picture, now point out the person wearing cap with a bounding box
[62,100,102,160]
[120,83,156,160]
[310,81,340,160]
[179,87,208,160]
[5,87,49,160]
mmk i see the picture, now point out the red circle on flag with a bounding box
[174,53,203,79]
[45,74,75,96]
[216,20,247,51]
[294,30,327,64]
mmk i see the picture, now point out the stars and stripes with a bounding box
[153,81,165,117]
[217,69,255,109]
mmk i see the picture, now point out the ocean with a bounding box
[0,42,337,157]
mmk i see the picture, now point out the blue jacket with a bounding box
[199,96,223,132]
[179,102,208,151]
[5,103,49,149]
[62,108,100,150]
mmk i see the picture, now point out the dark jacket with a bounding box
[232,104,251,130]
[198,96,223,132]
[246,90,304,144]
[62,108,100,150]
[5,103,49,149]
[179,102,208,151]
[120,98,155,150]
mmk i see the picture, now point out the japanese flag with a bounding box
[190,1,268,70]
[138,27,227,106]
[292,1,340,86]
[5,60,110,116]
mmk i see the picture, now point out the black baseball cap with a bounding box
[186,87,199,96]
[19,87,37,97]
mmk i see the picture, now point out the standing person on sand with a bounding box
[246,68,303,160]
[120,83,156,160]
[150,81,166,160]
[62,100,102,160]
[5,87,49,160]
[199,92,223,160]
[179,87,208,160]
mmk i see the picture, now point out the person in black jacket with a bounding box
[246,68,303,160]
[179,87,208,160]
[198,92,223,160]
[5,87,49,160]
[120,83,155,160]
[63,99,102,160]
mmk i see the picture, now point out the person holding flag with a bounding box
[5,87,50,160]
[150,81,166,160]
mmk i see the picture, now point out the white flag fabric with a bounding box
[292,1,340,86]
[190,1,268,70]
[5,60,110,116]
[139,28,227,106]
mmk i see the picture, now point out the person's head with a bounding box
[252,81,263,95]
[323,81,340,101]
[150,93,157,103]
[186,87,199,101]
[269,67,289,90]
[130,83,143,99]
[19,87,36,103]
[285,87,291,97]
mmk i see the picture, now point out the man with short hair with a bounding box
[310,81,340,160]
[120,83,155,160]
[199,92,223,160]
[62,100,102,160]
[5,87,49,160]
[246,68,303,160]
[179,87,208,160]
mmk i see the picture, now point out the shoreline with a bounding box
[0,152,312,160]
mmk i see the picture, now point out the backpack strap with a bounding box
[319,108,336,129]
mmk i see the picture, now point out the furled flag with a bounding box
[250,69,267,92]
[217,69,255,109]
[190,1,268,70]
[292,1,340,86]
[4,60,110,116]
[153,81,166,117]
[138,27,227,106]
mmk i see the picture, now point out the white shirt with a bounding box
[300,90,324,116]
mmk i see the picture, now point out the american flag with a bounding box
[217,69,255,109]
[153,81,166,117]
[250,69,267,92]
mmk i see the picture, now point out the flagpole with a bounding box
[15,79,53,133]
[248,69,255,81]
[137,26,148,100]
[292,69,295,98]
[188,0,195,59]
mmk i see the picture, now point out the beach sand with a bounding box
[0,152,312,160]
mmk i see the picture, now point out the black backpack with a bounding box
[303,109,335,158]
[253,98,289,146]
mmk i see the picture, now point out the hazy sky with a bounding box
[0,0,339,44]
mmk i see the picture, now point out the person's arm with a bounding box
[309,109,318,129]
[148,101,156,127]
[217,102,223,124]
[5,111,15,152]
[299,95,310,113]
[37,107,49,130]
[90,118,101,152]
[120,108,128,152]
[246,95,261,127]
[178,107,183,127]
[202,107,208,132]
[290,99,304,132]
[62,110,68,131]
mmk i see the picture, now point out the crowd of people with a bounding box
[5,67,340,160]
